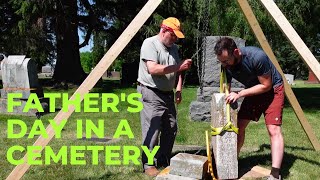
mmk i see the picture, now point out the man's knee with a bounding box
[238,119,250,132]
[266,124,282,137]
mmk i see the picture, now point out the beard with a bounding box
[225,57,240,69]
[163,40,174,47]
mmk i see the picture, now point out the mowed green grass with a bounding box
[0,80,319,180]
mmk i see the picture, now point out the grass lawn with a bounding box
[0,80,319,180]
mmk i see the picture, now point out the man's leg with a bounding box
[140,109,161,169]
[138,86,164,176]
[158,93,177,167]
[265,84,284,179]
[266,124,284,178]
[237,119,251,155]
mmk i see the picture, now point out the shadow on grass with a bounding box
[239,144,320,179]
[77,169,144,180]
[90,79,138,94]
[38,78,131,94]
[285,87,320,110]
[77,172,114,180]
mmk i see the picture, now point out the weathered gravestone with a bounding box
[284,74,294,85]
[190,36,245,122]
[38,65,54,79]
[0,55,47,116]
[211,93,238,179]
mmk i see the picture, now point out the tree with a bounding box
[53,0,86,84]
[0,1,17,54]
[80,51,92,72]
[1,0,55,67]
[260,0,320,78]
[91,31,106,69]
[3,0,318,84]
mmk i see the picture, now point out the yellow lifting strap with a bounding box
[211,68,239,136]
[206,131,217,180]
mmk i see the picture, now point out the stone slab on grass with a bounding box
[169,153,208,179]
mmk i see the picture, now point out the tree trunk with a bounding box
[53,0,86,84]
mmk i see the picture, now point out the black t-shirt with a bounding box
[226,46,283,88]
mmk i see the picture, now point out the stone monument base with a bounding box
[0,98,38,116]
[190,87,243,122]
[157,165,271,180]
[0,98,48,117]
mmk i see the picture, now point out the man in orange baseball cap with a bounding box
[137,17,191,177]
[161,17,185,38]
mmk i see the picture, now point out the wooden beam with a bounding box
[6,0,163,179]
[236,0,320,151]
[260,0,320,81]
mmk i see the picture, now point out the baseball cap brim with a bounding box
[174,30,185,38]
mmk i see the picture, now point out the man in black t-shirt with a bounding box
[214,37,284,180]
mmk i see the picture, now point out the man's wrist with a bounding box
[237,90,243,98]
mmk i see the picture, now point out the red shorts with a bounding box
[238,84,284,125]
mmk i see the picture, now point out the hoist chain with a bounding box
[181,0,211,90]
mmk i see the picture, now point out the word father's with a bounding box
[6,93,159,166]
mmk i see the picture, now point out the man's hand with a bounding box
[175,91,182,104]
[178,59,192,72]
[225,92,240,104]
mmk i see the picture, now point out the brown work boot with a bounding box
[144,167,160,177]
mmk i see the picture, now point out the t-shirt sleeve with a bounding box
[254,52,271,76]
[140,39,158,63]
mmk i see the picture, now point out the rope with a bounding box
[211,68,238,136]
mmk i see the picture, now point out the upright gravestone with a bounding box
[284,74,294,85]
[38,65,54,79]
[190,36,245,121]
[211,93,238,179]
[0,55,47,116]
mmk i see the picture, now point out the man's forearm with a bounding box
[148,63,179,75]
[176,74,183,92]
[238,84,272,97]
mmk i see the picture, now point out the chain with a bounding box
[198,0,211,94]
[196,0,204,88]
[181,0,211,89]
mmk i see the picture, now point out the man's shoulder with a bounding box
[144,35,158,43]
[241,46,262,54]
[241,46,268,61]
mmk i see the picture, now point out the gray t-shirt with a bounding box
[137,35,181,91]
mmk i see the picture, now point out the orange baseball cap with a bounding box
[161,17,185,38]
